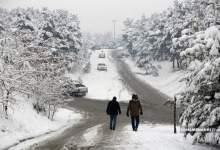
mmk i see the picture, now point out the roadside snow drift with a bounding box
[124,57,186,98]
[0,95,82,150]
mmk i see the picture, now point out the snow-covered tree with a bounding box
[122,0,220,146]
[177,26,220,145]
[122,0,220,70]
[0,7,83,119]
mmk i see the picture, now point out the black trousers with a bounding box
[131,116,139,131]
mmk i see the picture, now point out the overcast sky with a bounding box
[0,0,174,35]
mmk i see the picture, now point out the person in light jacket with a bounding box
[127,94,143,131]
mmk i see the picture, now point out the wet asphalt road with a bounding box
[21,50,173,150]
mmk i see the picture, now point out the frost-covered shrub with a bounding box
[82,62,91,73]
[33,103,46,113]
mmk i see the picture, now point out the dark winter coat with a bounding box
[127,100,143,117]
[106,100,121,115]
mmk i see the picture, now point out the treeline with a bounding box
[0,7,84,120]
[123,0,220,146]
[82,32,119,50]
[123,0,220,68]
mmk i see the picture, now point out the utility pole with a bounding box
[174,96,177,134]
[112,20,117,41]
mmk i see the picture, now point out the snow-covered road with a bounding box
[67,49,131,101]
[62,123,216,150]
[9,49,218,150]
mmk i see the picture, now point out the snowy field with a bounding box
[67,49,131,101]
[0,95,82,150]
[124,56,186,98]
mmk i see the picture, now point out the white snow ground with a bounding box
[67,49,131,101]
[117,124,217,150]
[80,123,217,150]
[0,95,82,150]
[124,56,186,98]
[78,124,103,147]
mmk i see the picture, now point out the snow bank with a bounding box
[118,123,217,150]
[67,49,131,101]
[0,95,82,150]
[124,57,186,97]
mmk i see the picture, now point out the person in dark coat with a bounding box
[106,96,121,130]
[127,94,143,131]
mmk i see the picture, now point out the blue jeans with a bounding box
[110,115,117,130]
[131,116,139,131]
